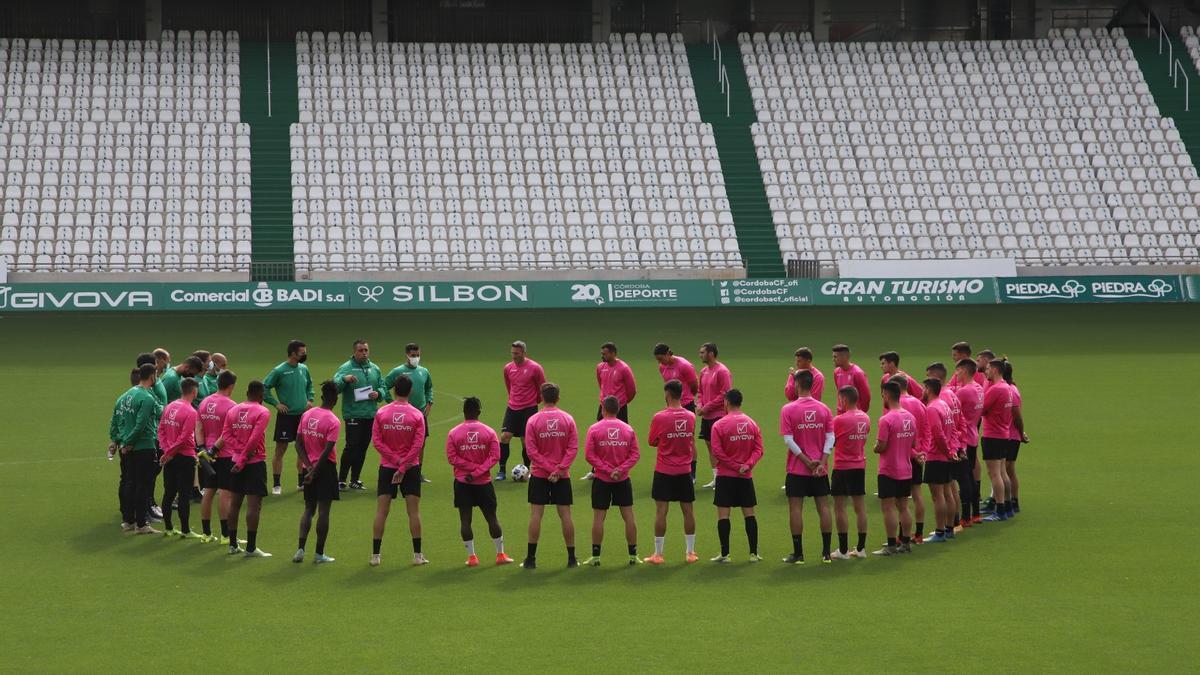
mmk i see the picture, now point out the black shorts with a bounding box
[215,457,235,490]
[454,480,498,510]
[163,455,196,494]
[877,474,910,500]
[651,471,695,503]
[528,475,573,505]
[910,459,925,485]
[966,444,978,467]
[955,457,973,484]
[274,413,302,442]
[591,478,634,510]
[713,476,757,508]
[981,437,1008,461]
[377,465,422,499]
[830,468,866,496]
[595,404,629,423]
[303,460,340,502]
[925,460,953,485]
[699,417,718,441]
[231,461,268,496]
[683,401,697,413]
[501,406,538,437]
[785,473,831,498]
[198,454,219,489]
[1005,439,1021,462]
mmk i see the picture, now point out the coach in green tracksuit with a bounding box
[384,342,433,481]
[264,340,314,493]
[110,364,161,531]
[195,353,228,408]
[160,356,204,403]
[334,339,386,490]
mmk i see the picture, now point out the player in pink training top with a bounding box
[708,389,764,563]
[696,342,733,489]
[1001,361,1029,517]
[830,386,871,559]
[214,380,273,558]
[645,379,699,564]
[582,396,642,567]
[158,378,201,538]
[197,369,237,543]
[951,342,990,390]
[872,380,919,556]
[779,370,835,564]
[891,373,930,543]
[369,375,428,567]
[447,397,513,567]
[498,340,546,481]
[784,347,825,402]
[980,358,1016,522]
[878,351,925,399]
[927,361,966,534]
[522,383,579,569]
[832,344,871,413]
[953,359,985,524]
[595,342,637,422]
[974,350,996,389]
[293,381,342,565]
[920,378,957,543]
[653,343,699,412]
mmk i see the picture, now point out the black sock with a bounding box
[499,442,510,469]
[202,519,212,536]
[717,518,731,557]
[413,537,422,554]
[857,532,867,551]
[592,544,601,557]
[229,528,238,547]
[887,536,897,547]
[247,530,257,552]
[1013,497,1020,510]
[837,532,849,554]
[690,459,697,480]
[566,546,576,562]
[900,535,911,545]
[220,519,229,537]
[297,471,303,487]
[791,534,803,558]
[745,516,758,555]
[915,522,924,537]
[935,528,943,536]
[628,544,637,556]
[299,536,307,550]
[373,538,382,555]
[527,542,537,560]
[273,473,281,488]
[821,532,831,557]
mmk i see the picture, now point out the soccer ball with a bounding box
[511,464,530,482]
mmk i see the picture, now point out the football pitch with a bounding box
[1,303,1196,672]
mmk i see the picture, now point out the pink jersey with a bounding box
[784,366,825,402]
[697,362,733,420]
[158,399,198,461]
[584,418,640,482]
[372,401,425,470]
[1007,385,1024,441]
[779,397,834,477]
[955,381,984,447]
[974,371,988,389]
[832,409,871,471]
[504,359,546,410]
[876,407,918,479]
[882,371,924,399]
[198,392,236,450]
[445,420,500,485]
[710,412,764,478]
[525,407,579,478]
[981,380,1014,439]
[939,387,964,451]
[648,407,696,475]
[834,363,872,413]
[298,407,341,465]
[222,401,270,467]
[596,359,637,407]
[925,399,956,462]
[658,356,698,408]
[899,394,930,454]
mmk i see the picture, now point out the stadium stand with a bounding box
[0,31,252,273]
[743,28,1200,266]
[290,32,743,273]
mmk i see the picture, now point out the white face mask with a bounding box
[408,356,421,367]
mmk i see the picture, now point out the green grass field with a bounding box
[2,304,1197,672]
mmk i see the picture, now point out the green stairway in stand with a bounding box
[688,44,785,278]
[240,42,298,281]
[1130,36,1200,170]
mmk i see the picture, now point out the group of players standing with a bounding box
[107,338,1028,567]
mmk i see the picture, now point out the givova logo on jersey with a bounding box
[537,417,568,440]
[382,412,414,432]
[460,430,487,451]
[794,409,827,431]
[597,426,630,448]
[848,421,870,442]
[665,417,693,439]
[727,421,756,443]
